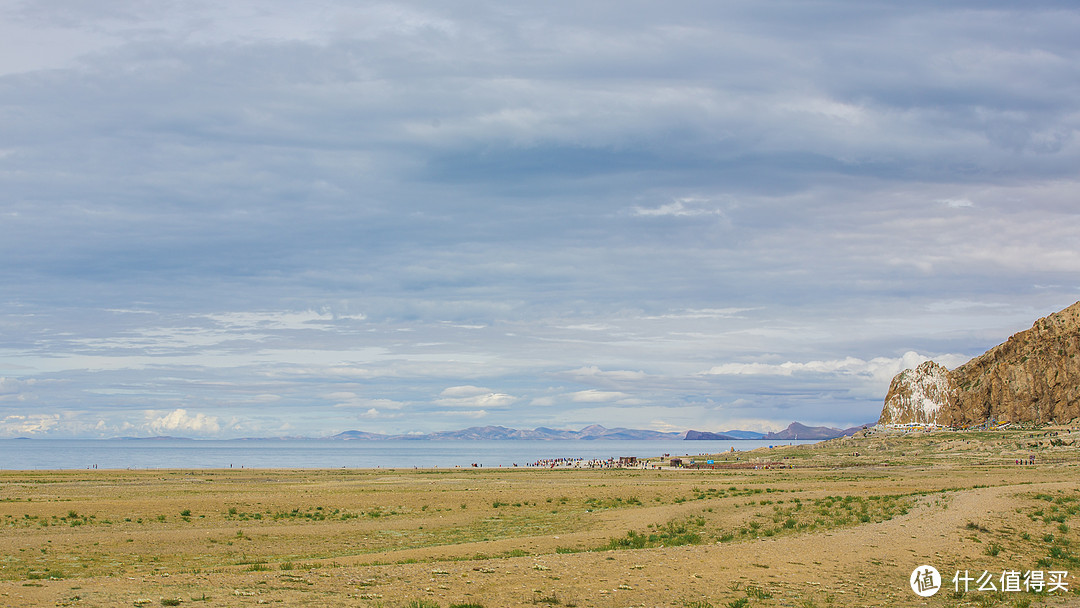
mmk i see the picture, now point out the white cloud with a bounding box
[331,395,407,410]
[279,366,380,379]
[925,300,1009,313]
[0,377,35,402]
[0,414,59,436]
[937,198,975,208]
[434,385,517,408]
[715,417,788,433]
[439,385,491,398]
[781,97,868,125]
[432,410,489,419]
[566,366,648,380]
[559,323,613,331]
[70,325,255,352]
[647,419,684,433]
[632,198,727,218]
[204,310,345,331]
[568,389,630,403]
[529,389,642,406]
[359,407,402,420]
[643,308,755,320]
[145,409,220,436]
[701,351,970,388]
[435,389,517,409]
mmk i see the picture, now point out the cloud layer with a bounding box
[1,1,1078,437]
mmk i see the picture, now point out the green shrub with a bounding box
[745,585,772,599]
[600,519,704,550]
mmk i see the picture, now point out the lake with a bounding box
[0,438,814,470]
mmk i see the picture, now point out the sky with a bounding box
[1,1,1079,438]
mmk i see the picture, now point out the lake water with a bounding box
[0,438,814,470]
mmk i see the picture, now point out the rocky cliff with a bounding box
[880,361,954,425]
[878,301,1080,426]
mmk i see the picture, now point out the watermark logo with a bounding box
[952,569,1070,593]
[910,565,941,597]
[910,565,1072,596]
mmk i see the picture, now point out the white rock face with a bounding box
[879,360,955,425]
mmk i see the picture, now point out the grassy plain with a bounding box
[1,428,1079,607]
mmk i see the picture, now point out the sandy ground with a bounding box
[1,429,1079,607]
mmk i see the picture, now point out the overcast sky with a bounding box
[1,1,1079,438]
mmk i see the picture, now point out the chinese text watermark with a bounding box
[910,566,1071,597]
[911,570,1071,596]
[952,569,1070,593]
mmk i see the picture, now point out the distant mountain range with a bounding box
[686,422,868,441]
[327,422,869,442]
[95,422,869,442]
[329,424,679,441]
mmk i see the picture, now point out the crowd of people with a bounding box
[526,457,632,469]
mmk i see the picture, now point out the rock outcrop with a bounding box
[878,301,1080,427]
[880,361,954,425]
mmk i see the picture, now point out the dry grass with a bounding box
[1,427,1079,607]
